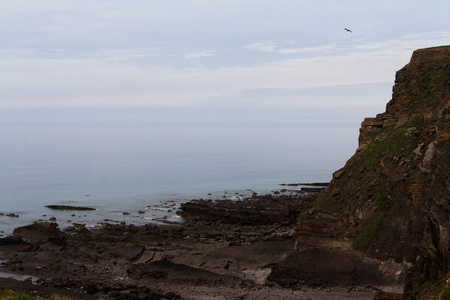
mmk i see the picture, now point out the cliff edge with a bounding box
[272,46,450,298]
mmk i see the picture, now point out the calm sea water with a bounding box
[0,126,358,236]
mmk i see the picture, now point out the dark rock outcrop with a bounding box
[1,193,329,299]
[295,46,450,298]
[46,205,96,211]
[178,193,315,225]
[13,222,65,243]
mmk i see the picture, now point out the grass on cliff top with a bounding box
[0,289,73,300]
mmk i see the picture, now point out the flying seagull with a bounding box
[344,28,352,33]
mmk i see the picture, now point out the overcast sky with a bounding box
[1,1,449,126]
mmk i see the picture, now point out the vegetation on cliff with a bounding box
[0,289,71,300]
[298,46,450,299]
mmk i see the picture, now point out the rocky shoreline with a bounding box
[2,46,448,299]
[0,190,379,299]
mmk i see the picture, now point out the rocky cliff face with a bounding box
[297,46,450,298]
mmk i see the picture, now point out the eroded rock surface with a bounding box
[2,192,376,299]
[293,46,450,299]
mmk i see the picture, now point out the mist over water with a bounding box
[0,125,358,236]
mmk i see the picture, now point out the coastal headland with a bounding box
[1,45,449,299]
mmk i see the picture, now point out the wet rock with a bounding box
[129,260,254,288]
[106,243,145,261]
[0,192,377,298]
[45,205,96,211]
[13,222,65,243]
[178,193,316,226]
[300,187,326,192]
[132,250,165,264]
[84,283,99,294]
[0,236,33,252]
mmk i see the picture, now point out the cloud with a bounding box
[245,42,278,53]
[185,51,216,59]
[0,46,408,109]
[1,0,449,117]
[353,32,450,51]
[277,44,336,55]
[6,30,450,110]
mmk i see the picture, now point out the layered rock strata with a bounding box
[294,46,450,299]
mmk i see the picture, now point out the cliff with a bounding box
[292,46,450,298]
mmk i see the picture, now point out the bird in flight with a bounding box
[344,28,352,33]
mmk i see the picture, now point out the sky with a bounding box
[0,0,449,127]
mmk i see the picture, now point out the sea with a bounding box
[0,125,358,236]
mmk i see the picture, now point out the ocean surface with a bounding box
[0,126,358,236]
